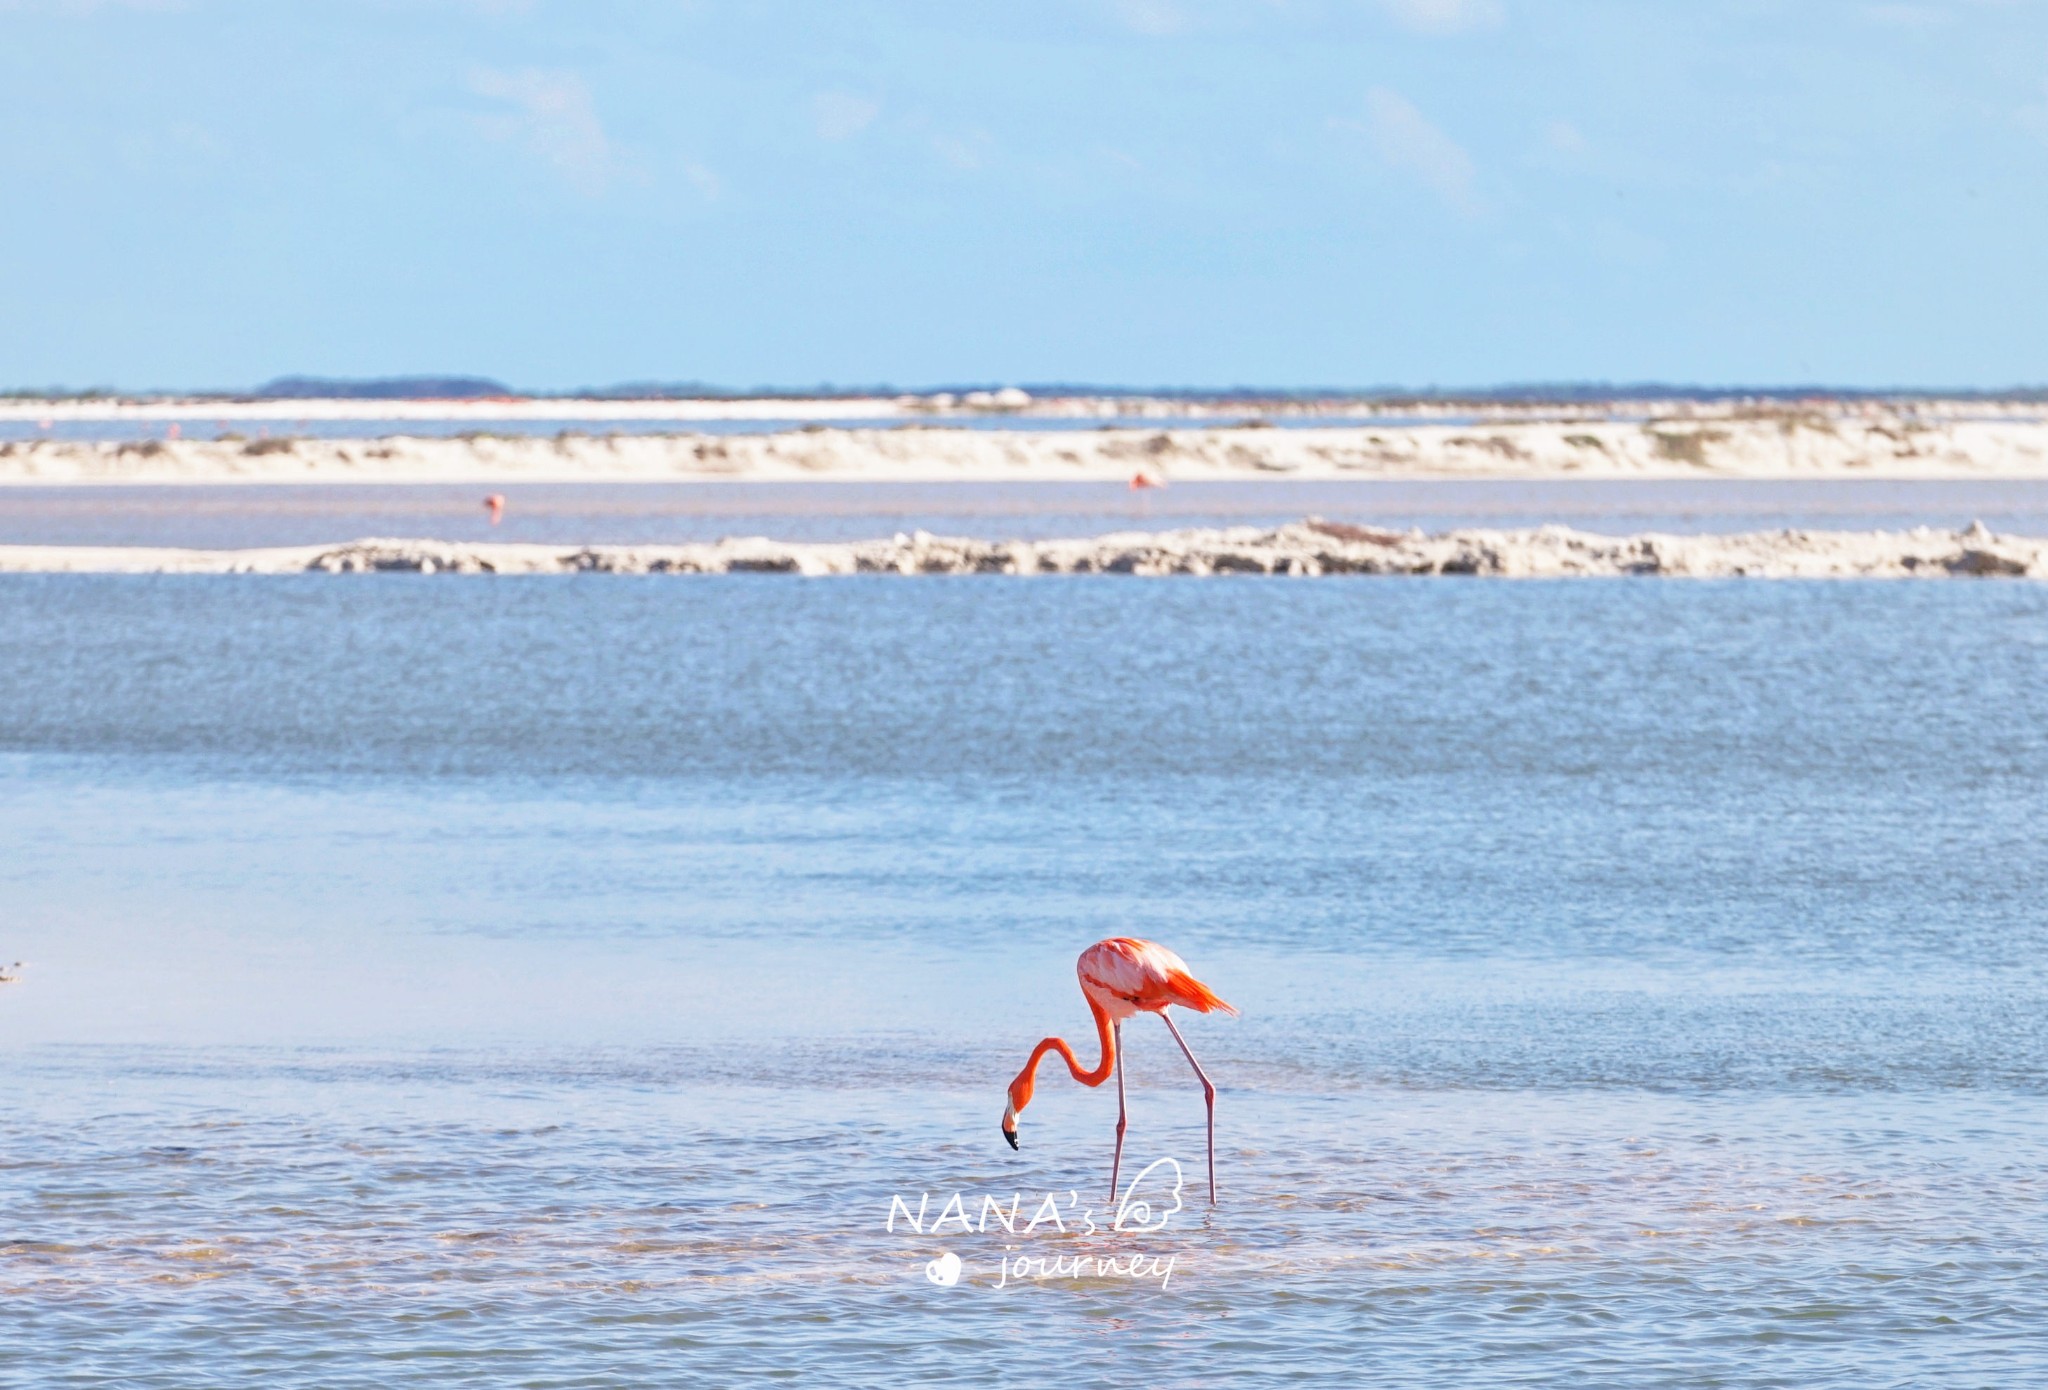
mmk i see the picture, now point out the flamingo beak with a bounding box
[1002,1101,1019,1149]
[1003,1125,1018,1151]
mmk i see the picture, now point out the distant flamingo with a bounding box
[484,493,506,524]
[1002,937,1236,1203]
[1129,471,1165,490]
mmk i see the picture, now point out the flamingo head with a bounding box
[999,1072,1032,1154]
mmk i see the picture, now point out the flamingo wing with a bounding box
[1079,938,1236,1017]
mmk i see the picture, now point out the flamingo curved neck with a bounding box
[1008,997,1117,1115]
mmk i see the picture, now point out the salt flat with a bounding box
[3,408,2047,486]
[1,520,2040,577]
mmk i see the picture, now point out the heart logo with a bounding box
[925,1251,962,1287]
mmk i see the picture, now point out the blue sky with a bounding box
[2,0,2045,390]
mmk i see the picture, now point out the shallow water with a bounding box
[8,478,2048,549]
[5,577,2048,1385]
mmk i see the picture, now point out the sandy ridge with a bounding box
[2,521,2042,578]
[5,412,2048,485]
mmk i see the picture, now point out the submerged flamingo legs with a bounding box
[1108,1021,1127,1202]
[1160,1011,1219,1203]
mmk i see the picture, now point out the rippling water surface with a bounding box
[5,576,2047,1386]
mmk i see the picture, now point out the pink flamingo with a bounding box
[1002,937,1236,1202]
[484,493,506,524]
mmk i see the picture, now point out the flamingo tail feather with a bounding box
[1167,969,1237,1017]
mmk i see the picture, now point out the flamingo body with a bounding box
[1078,937,1234,1022]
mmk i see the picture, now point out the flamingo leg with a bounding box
[1109,1021,1127,1204]
[1158,1011,1218,1203]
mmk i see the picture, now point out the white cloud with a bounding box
[682,160,721,200]
[813,91,881,141]
[121,119,224,174]
[0,0,188,10]
[2020,85,2048,145]
[470,67,619,194]
[1864,2,1951,24]
[1868,0,2035,20]
[932,130,993,172]
[1376,0,1504,35]
[1545,120,1588,157]
[1337,86,1481,214]
[1116,0,1185,35]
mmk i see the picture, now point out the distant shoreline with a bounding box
[3,409,2047,486]
[1,521,2041,578]
[1,393,2044,426]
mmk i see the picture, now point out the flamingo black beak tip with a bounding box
[1002,1127,1018,1151]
